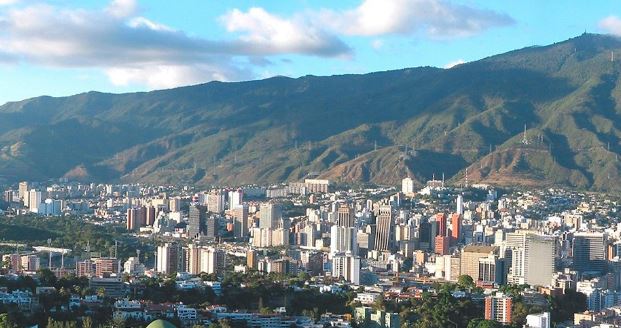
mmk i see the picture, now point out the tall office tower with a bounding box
[207,190,226,213]
[205,215,219,240]
[18,182,28,204]
[330,225,358,256]
[187,205,207,239]
[456,194,464,215]
[246,249,258,269]
[401,177,415,195]
[506,233,557,287]
[169,197,181,212]
[200,247,225,275]
[228,189,243,209]
[126,208,137,231]
[28,190,42,213]
[231,204,249,240]
[435,213,447,237]
[136,206,147,227]
[259,203,282,229]
[485,293,513,324]
[156,243,180,274]
[573,232,606,274]
[145,205,156,226]
[375,205,393,252]
[418,219,432,250]
[434,235,450,255]
[460,245,498,281]
[332,252,361,285]
[450,213,461,245]
[336,203,355,227]
[186,244,201,274]
[523,234,556,286]
[478,254,505,285]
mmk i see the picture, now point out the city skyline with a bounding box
[1,0,621,105]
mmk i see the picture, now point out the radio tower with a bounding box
[521,124,529,145]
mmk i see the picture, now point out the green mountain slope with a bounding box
[2,33,621,191]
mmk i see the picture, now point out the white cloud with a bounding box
[106,0,138,18]
[599,16,621,36]
[0,0,18,5]
[444,59,466,68]
[0,1,351,89]
[106,64,248,88]
[318,0,513,38]
[221,7,350,57]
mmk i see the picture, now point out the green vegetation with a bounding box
[0,215,152,262]
[2,34,621,190]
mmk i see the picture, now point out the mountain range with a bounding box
[2,33,621,191]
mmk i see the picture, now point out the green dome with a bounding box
[146,319,177,328]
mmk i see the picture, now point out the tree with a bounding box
[0,314,16,328]
[82,316,93,328]
[457,275,475,290]
[467,319,501,328]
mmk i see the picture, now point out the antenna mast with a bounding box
[521,124,529,145]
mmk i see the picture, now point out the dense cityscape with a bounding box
[4,0,621,327]
[0,178,618,327]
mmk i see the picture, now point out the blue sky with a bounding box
[0,0,620,105]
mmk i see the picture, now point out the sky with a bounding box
[1,0,621,105]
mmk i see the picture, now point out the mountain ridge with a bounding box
[2,33,621,191]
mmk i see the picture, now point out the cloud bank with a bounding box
[0,0,513,89]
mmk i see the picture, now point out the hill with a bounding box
[2,33,621,191]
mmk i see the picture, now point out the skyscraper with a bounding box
[18,182,28,204]
[435,213,447,237]
[506,233,557,287]
[434,235,450,255]
[450,213,461,245]
[205,215,219,240]
[126,208,137,231]
[259,203,282,229]
[330,225,358,256]
[207,191,226,213]
[188,205,207,239]
[375,205,393,252]
[231,204,249,240]
[456,194,464,215]
[332,252,360,285]
[145,205,156,226]
[156,243,180,274]
[401,177,415,195]
[28,189,42,213]
[573,232,606,274]
[228,189,243,209]
[336,203,355,228]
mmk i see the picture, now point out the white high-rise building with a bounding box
[508,233,556,287]
[28,190,42,213]
[456,194,464,215]
[332,252,360,285]
[199,247,225,275]
[156,243,179,274]
[259,203,282,229]
[401,177,415,195]
[330,225,358,256]
[228,189,243,210]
